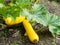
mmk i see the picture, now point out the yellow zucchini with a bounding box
[5,17,15,25]
[15,16,25,24]
[23,19,39,43]
[5,16,25,25]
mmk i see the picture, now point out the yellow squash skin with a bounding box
[5,17,15,25]
[23,19,39,43]
[15,16,25,24]
[5,16,25,25]
[8,2,13,6]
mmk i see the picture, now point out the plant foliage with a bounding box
[0,0,60,37]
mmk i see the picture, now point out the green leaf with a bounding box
[49,25,60,37]
[0,4,7,18]
[0,4,20,20]
[22,4,47,23]
[0,3,4,8]
[46,13,60,26]
[0,0,4,3]
[16,0,31,5]
[31,4,47,15]
[34,13,60,26]
[22,9,33,20]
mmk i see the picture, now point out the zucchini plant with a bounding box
[0,0,60,43]
[22,3,60,37]
[0,0,39,43]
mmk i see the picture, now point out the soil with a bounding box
[0,0,60,45]
[0,25,54,45]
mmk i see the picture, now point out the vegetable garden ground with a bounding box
[0,0,60,45]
